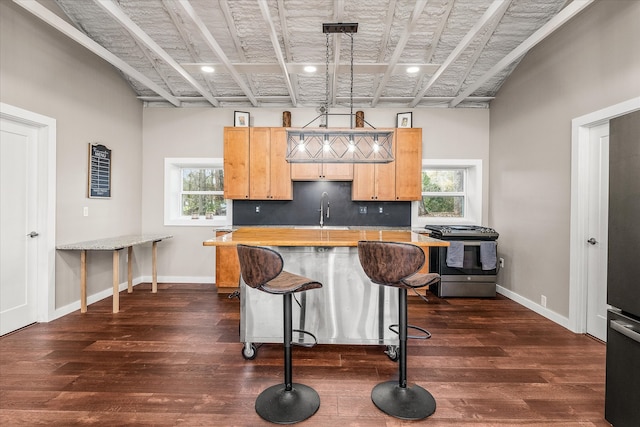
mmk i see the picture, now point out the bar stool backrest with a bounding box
[358,241,425,288]
[237,244,284,289]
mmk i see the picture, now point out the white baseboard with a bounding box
[496,285,570,329]
[52,276,215,320]
[139,275,214,284]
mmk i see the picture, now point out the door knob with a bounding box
[27,231,39,238]
[587,237,597,245]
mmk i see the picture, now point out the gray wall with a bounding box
[141,107,490,282]
[489,0,640,317]
[1,0,144,308]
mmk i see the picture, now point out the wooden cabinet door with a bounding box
[375,160,396,201]
[352,132,396,200]
[215,231,240,294]
[291,163,321,180]
[323,163,353,180]
[395,128,422,200]
[249,127,271,199]
[223,127,250,199]
[291,162,353,180]
[352,163,376,200]
[269,128,292,199]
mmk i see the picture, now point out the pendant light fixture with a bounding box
[286,23,394,164]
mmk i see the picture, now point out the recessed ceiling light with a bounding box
[406,66,420,74]
[201,66,215,73]
[304,65,317,73]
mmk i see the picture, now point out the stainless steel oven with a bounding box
[424,225,499,297]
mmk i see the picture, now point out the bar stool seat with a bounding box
[237,244,322,424]
[358,240,440,420]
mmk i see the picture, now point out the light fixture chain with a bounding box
[325,32,330,127]
[350,33,354,129]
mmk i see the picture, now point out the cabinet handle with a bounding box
[611,319,640,344]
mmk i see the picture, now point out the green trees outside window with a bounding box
[419,169,464,217]
[181,168,225,217]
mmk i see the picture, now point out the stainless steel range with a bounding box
[424,225,499,297]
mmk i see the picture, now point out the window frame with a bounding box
[412,159,482,227]
[164,158,232,226]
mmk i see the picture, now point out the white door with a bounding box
[585,123,609,341]
[0,119,39,335]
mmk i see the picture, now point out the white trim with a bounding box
[0,103,56,324]
[52,275,215,319]
[164,157,232,227]
[497,285,570,329]
[412,158,483,226]
[569,97,640,333]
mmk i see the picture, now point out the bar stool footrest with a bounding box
[291,329,318,348]
[388,324,432,340]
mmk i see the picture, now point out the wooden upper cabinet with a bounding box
[395,128,422,201]
[248,127,292,200]
[291,162,353,180]
[223,127,250,199]
[266,128,293,200]
[352,128,422,201]
[352,140,396,201]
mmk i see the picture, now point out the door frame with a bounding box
[569,97,640,333]
[1,103,56,324]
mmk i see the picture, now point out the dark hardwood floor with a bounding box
[1,283,608,426]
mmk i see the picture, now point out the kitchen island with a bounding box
[203,227,447,359]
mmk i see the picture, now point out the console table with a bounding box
[57,234,172,313]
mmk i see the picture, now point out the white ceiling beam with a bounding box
[410,0,511,107]
[163,0,219,98]
[257,0,297,106]
[370,0,398,100]
[371,0,429,107]
[450,1,508,97]
[219,0,259,95]
[176,0,258,106]
[411,0,454,97]
[12,0,181,107]
[276,0,300,104]
[449,0,596,107]
[95,0,220,107]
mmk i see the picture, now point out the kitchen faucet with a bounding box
[319,191,330,227]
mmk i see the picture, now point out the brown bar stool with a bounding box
[357,240,440,420]
[237,244,322,424]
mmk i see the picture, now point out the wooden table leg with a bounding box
[152,241,158,293]
[113,249,119,313]
[128,246,133,293]
[80,250,87,313]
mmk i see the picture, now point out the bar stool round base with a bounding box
[255,383,320,424]
[371,381,436,420]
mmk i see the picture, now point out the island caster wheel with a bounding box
[385,345,399,361]
[242,343,258,360]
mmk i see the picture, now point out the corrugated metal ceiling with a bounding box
[17,0,591,108]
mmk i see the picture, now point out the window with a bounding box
[412,159,482,226]
[164,158,232,226]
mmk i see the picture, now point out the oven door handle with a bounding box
[611,319,640,344]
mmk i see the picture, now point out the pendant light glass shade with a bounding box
[286,128,394,163]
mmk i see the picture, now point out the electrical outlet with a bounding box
[499,257,505,268]
[359,206,367,214]
[255,206,260,213]
[378,206,384,214]
[541,295,547,308]
[83,207,89,217]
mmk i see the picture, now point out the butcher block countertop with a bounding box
[202,227,448,248]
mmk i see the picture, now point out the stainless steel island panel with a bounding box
[240,246,399,346]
